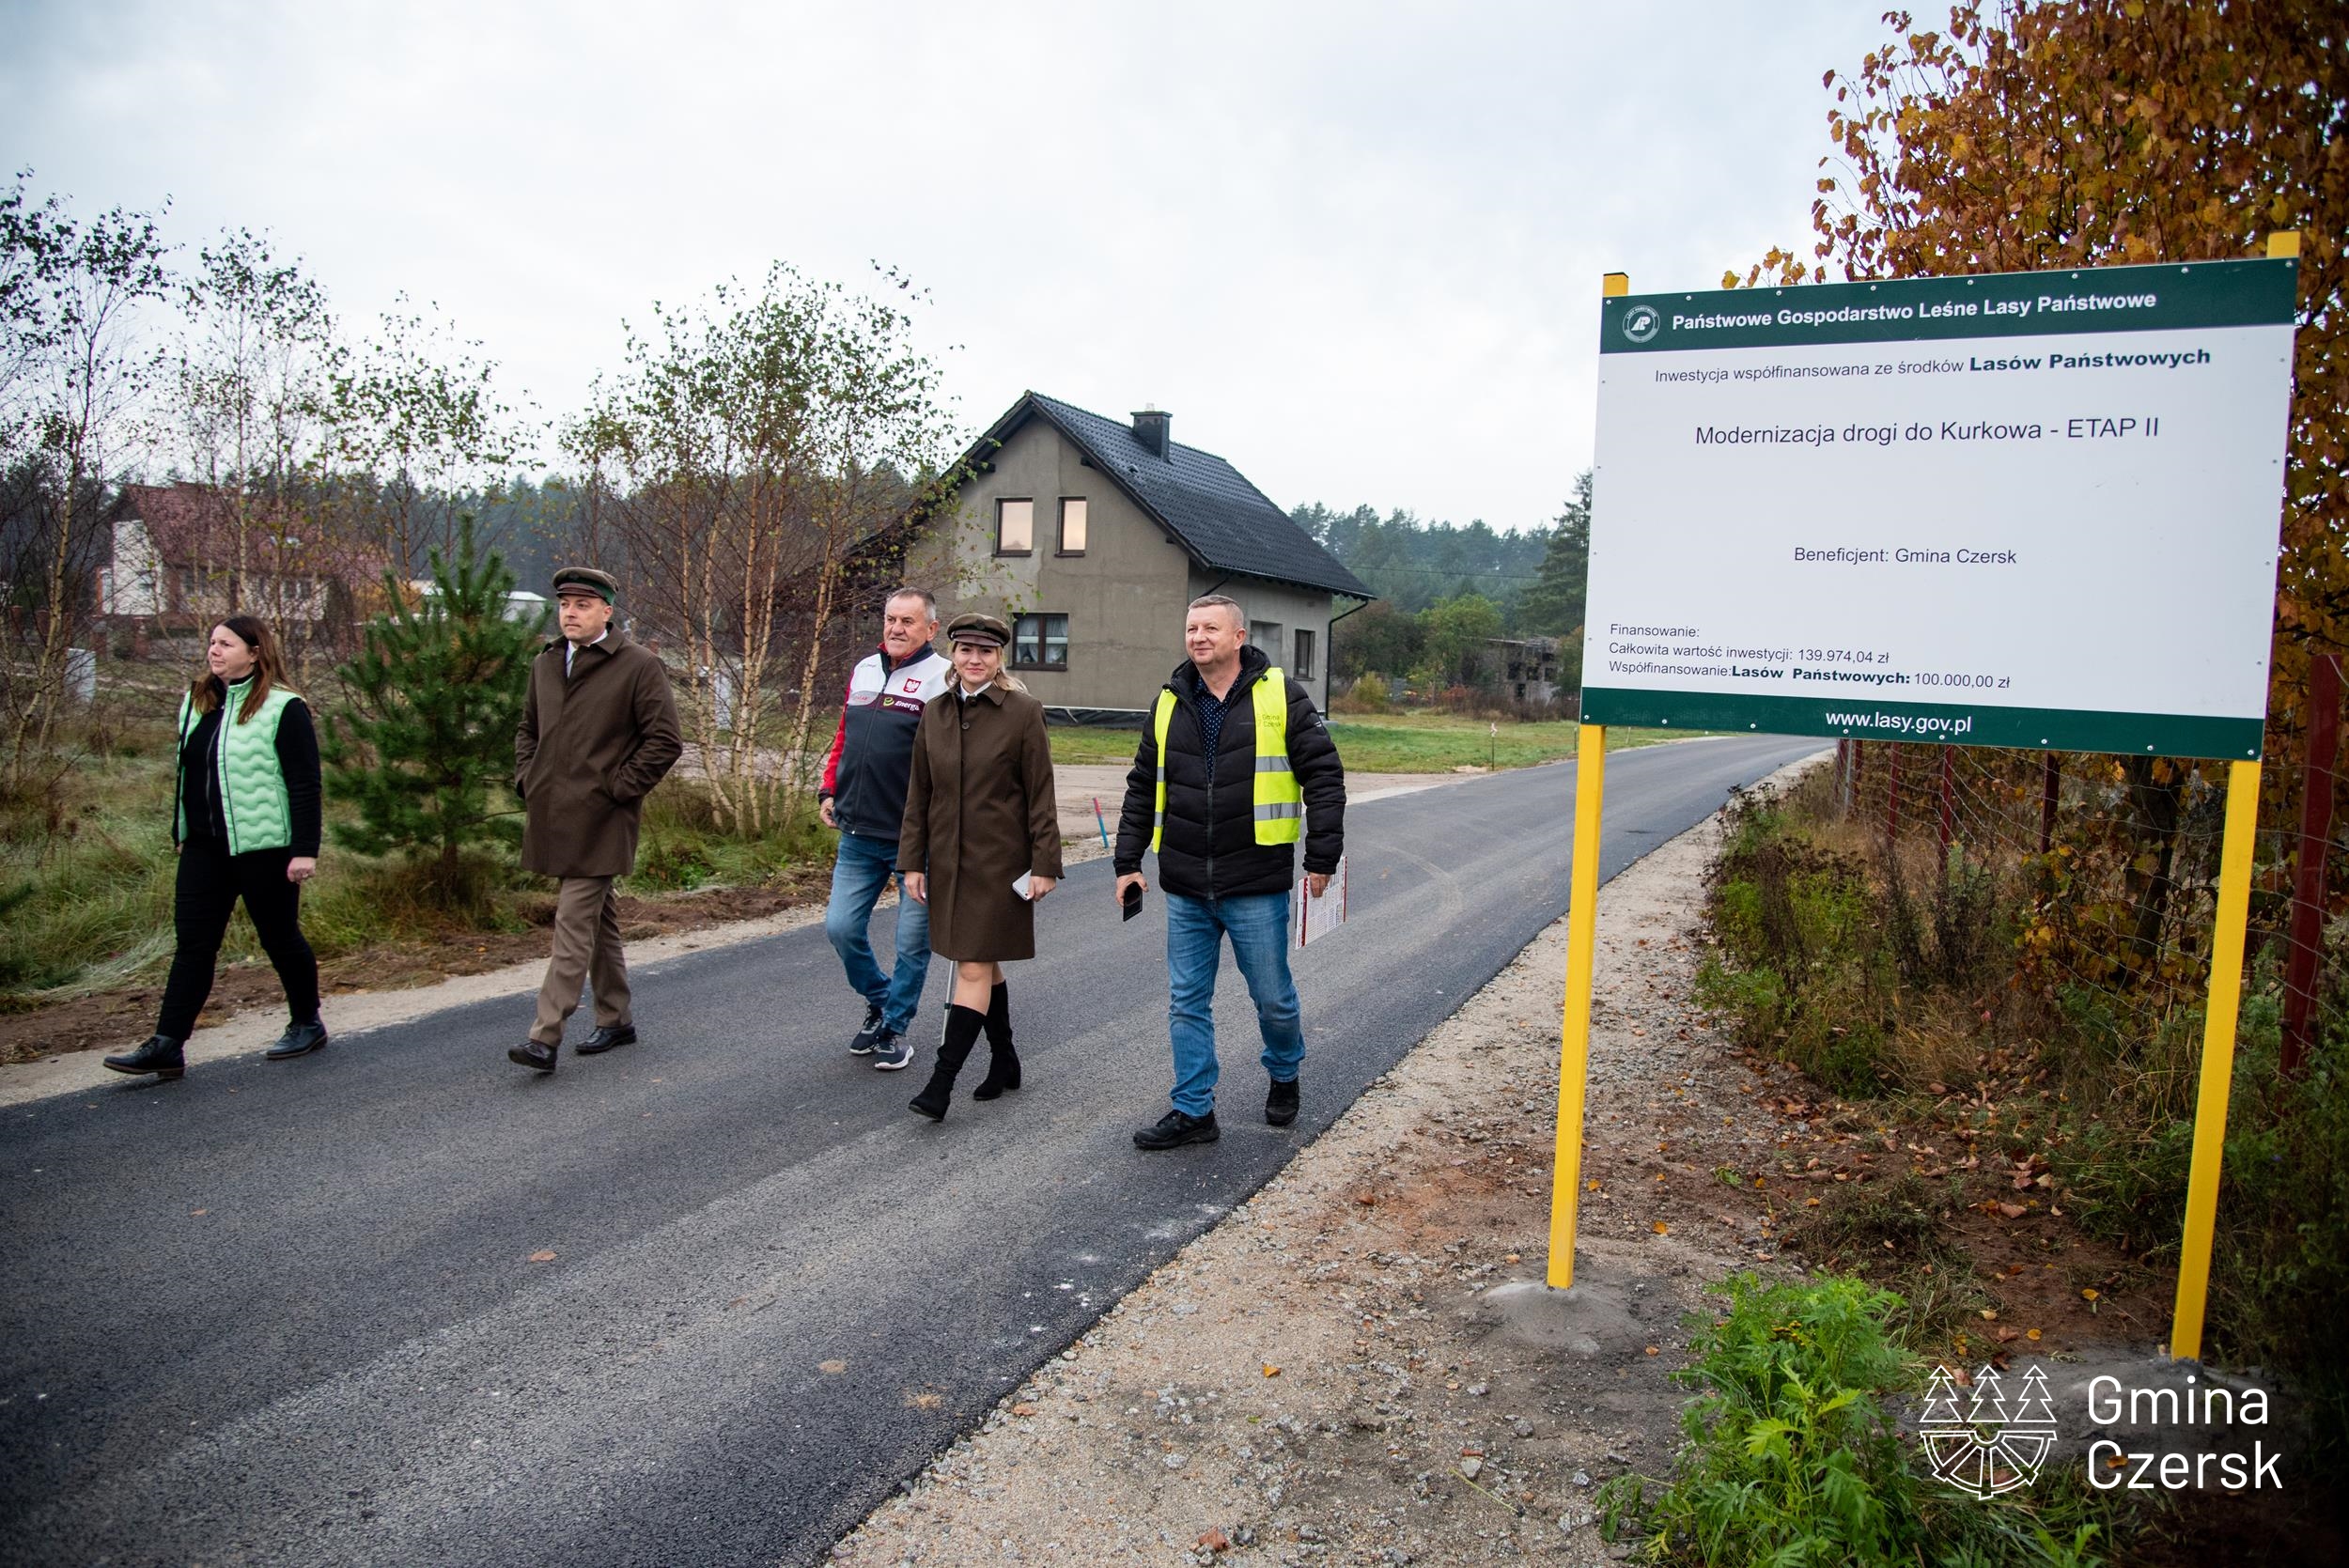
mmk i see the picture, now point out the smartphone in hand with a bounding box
[1121,881,1144,922]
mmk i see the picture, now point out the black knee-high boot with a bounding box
[972,981,1020,1101]
[910,1003,986,1121]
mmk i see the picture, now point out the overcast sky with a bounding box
[2,1,1892,533]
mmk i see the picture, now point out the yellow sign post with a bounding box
[1547,271,1628,1290]
[2163,229,2303,1361]
[2167,756,2263,1359]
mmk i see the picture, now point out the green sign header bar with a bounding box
[1599,257,2295,355]
[1580,688,2264,762]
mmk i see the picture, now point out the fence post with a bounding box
[1887,745,1901,849]
[1937,746,1955,877]
[2039,752,2060,854]
[2282,653,2343,1079]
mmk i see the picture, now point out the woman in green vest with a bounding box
[104,616,327,1080]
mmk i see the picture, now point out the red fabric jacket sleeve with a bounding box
[818,671,851,797]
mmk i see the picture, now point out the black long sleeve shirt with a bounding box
[177,694,323,858]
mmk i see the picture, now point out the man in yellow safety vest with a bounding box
[1113,594,1346,1149]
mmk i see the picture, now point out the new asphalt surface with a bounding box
[0,734,1819,1567]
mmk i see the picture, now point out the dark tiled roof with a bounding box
[981,393,1373,600]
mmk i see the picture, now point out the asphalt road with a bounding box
[0,734,1818,1568]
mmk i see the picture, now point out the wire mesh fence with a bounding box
[1820,723,2342,1089]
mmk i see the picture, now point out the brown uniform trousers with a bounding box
[534,875,630,1046]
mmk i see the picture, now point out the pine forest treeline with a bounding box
[1294,469,1591,695]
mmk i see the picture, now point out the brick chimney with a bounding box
[1131,406,1171,459]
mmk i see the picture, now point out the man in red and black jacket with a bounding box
[819,587,953,1068]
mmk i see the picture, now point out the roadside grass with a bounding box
[0,707,183,1003]
[1050,710,1711,771]
[0,691,831,1008]
[628,782,829,893]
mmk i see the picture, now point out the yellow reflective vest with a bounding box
[1150,667,1302,852]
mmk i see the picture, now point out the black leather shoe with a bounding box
[576,1024,636,1055]
[1133,1109,1221,1150]
[103,1035,185,1079]
[1266,1077,1299,1127]
[266,1019,329,1061]
[508,1040,558,1072]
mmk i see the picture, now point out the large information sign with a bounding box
[1580,258,2297,759]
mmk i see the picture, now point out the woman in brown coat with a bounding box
[897,613,1063,1119]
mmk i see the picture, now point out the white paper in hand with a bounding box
[1012,871,1034,902]
[1293,856,1348,948]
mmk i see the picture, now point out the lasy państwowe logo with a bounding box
[1920,1364,2057,1498]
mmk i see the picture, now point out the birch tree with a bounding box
[171,228,339,671]
[0,180,171,789]
[327,300,517,581]
[567,264,957,833]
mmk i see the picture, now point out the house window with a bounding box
[1013,613,1068,671]
[1293,628,1316,680]
[1250,620,1280,656]
[1057,497,1087,555]
[996,498,1034,555]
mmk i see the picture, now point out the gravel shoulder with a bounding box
[830,757,1828,1568]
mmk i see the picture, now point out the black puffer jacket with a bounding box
[1114,644,1345,901]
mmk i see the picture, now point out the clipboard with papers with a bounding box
[1293,855,1348,948]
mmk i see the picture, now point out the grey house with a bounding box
[922,393,1373,719]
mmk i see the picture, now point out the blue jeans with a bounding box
[824,831,931,1033]
[1165,890,1305,1117]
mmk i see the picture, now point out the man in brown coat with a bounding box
[509,567,682,1071]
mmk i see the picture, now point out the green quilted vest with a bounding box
[176,678,300,855]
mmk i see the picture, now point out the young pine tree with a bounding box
[323,515,548,900]
[1517,471,1591,639]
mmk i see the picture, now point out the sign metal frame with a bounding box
[1548,238,2300,1367]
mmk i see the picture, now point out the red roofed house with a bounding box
[100,483,390,638]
